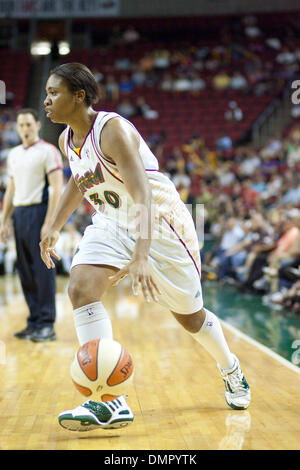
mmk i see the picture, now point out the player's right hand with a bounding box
[40,229,61,269]
[108,258,161,303]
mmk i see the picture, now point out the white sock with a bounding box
[190,308,235,370]
[73,301,113,346]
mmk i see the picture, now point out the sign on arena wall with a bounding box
[0,0,120,18]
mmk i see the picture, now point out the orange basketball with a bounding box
[70,338,134,401]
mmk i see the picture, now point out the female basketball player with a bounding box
[41,63,250,431]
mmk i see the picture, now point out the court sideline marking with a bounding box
[221,318,300,375]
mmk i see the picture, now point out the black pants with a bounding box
[244,251,270,289]
[13,204,56,328]
[278,256,300,282]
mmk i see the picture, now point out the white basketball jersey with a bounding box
[64,111,200,268]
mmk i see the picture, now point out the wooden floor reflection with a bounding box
[0,274,299,450]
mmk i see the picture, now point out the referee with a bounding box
[0,109,63,342]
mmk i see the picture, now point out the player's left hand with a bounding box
[108,258,161,303]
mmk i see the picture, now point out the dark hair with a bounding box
[50,62,99,107]
[17,108,39,121]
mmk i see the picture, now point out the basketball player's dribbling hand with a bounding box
[40,229,61,269]
[108,258,161,303]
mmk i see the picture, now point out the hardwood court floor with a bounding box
[0,274,299,450]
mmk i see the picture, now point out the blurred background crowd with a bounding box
[1,10,300,313]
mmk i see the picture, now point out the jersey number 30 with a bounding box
[89,190,120,210]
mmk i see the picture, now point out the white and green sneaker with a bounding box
[58,395,134,431]
[218,355,251,410]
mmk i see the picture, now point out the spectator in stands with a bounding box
[287,141,300,167]
[165,146,185,177]
[190,71,206,94]
[212,71,231,90]
[114,57,132,71]
[211,44,231,67]
[216,162,236,188]
[261,172,282,202]
[210,217,246,280]
[261,135,283,159]
[122,25,140,44]
[118,74,134,94]
[194,45,210,61]
[172,167,191,192]
[173,73,192,92]
[291,105,300,119]
[135,97,159,120]
[225,101,243,122]
[153,49,171,70]
[5,90,14,107]
[230,71,248,92]
[204,56,219,71]
[105,75,119,101]
[160,72,174,91]
[117,98,137,119]
[139,53,154,72]
[242,14,262,38]
[240,178,259,211]
[240,217,300,293]
[92,69,104,84]
[276,280,300,312]
[262,219,300,292]
[279,178,300,205]
[265,37,282,51]
[251,170,267,195]
[217,212,272,282]
[131,65,147,87]
[239,148,261,176]
[216,132,232,151]
[276,47,296,65]
[1,121,19,147]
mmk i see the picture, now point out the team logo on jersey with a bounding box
[74,162,105,194]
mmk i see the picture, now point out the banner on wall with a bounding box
[0,0,120,18]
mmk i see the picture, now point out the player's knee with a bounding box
[68,280,81,307]
[68,275,105,308]
[172,308,206,333]
[68,280,93,308]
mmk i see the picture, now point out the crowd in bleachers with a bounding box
[92,13,299,101]
[193,123,300,312]
[1,12,300,312]
[59,12,300,153]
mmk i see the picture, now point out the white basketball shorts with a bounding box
[71,212,203,314]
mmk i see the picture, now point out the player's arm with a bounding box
[48,129,83,231]
[40,130,83,268]
[41,168,64,240]
[102,118,153,259]
[0,177,15,243]
[101,117,160,302]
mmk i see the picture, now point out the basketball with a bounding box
[70,338,134,401]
